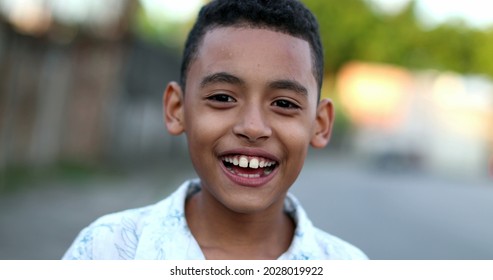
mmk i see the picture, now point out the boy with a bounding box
[63,0,367,260]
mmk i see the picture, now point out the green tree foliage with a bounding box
[471,30,493,76]
[303,0,377,75]
[302,0,493,78]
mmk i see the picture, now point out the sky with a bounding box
[152,0,493,29]
[140,0,203,23]
[367,0,493,29]
[0,0,492,29]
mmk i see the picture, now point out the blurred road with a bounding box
[292,155,493,259]
[1,154,492,259]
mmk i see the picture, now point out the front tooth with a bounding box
[233,157,239,166]
[239,156,249,168]
[259,160,265,168]
[249,158,259,169]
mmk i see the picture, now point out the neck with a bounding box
[185,187,295,260]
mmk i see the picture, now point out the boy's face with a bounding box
[164,27,333,214]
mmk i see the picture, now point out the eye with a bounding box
[207,93,236,103]
[272,99,300,110]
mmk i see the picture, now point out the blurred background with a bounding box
[0,0,492,259]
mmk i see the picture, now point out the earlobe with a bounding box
[163,81,185,135]
[310,98,335,148]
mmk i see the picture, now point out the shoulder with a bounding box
[312,227,368,260]
[284,193,368,260]
[62,203,155,260]
[63,180,195,260]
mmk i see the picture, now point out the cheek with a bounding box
[274,118,313,166]
[277,116,314,147]
[184,105,232,152]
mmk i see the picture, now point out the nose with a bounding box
[233,105,272,143]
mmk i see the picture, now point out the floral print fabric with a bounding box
[63,179,367,260]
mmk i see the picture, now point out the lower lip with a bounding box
[220,161,278,187]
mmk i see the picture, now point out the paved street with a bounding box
[1,154,492,259]
[292,156,493,259]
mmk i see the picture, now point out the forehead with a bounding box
[189,26,317,95]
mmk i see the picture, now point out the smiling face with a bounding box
[164,27,333,214]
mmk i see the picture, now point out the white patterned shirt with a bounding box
[63,179,367,260]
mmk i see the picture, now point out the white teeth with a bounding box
[222,154,279,178]
[238,173,261,178]
[239,156,249,168]
[249,158,259,169]
[223,155,276,169]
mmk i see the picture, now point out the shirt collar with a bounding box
[135,179,317,260]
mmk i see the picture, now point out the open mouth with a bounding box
[221,155,278,178]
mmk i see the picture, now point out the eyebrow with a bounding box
[200,72,308,97]
[268,79,308,97]
[200,72,245,88]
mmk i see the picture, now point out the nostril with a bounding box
[233,120,272,142]
[235,130,271,143]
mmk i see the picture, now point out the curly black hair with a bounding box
[180,0,324,96]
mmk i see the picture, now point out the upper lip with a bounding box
[218,148,280,163]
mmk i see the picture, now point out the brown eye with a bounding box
[272,99,300,109]
[207,94,236,103]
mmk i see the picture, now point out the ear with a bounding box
[310,98,335,148]
[163,81,185,135]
